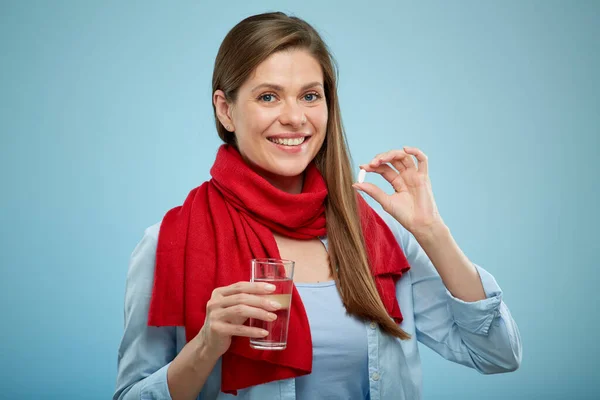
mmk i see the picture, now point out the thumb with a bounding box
[353,182,391,212]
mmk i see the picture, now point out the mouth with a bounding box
[267,135,311,147]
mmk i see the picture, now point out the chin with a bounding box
[266,160,310,177]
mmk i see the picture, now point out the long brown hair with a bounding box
[211,12,410,340]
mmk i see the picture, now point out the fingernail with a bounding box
[270,301,282,309]
[264,284,276,291]
[268,313,277,321]
[261,330,269,336]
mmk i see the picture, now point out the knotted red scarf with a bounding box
[148,144,410,394]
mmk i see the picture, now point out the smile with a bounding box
[267,137,308,146]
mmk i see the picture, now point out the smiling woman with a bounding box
[213,49,328,189]
[114,11,522,400]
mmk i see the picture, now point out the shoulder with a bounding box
[126,221,162,289]
[143,221,162,242]
[130,221,162,262]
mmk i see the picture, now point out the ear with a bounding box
[213,90,235,132]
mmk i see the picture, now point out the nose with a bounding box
[278,100,306,128]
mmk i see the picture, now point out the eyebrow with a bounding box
[251,82,324,92]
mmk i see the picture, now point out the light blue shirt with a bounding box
[294,281,370,399]
[114,208,522,400]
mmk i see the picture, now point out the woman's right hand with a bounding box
[194,281,281,359]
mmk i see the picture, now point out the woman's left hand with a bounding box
[353,147,446,238]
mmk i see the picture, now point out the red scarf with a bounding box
[148,145,410,394]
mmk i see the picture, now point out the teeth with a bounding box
[269,137,306,146]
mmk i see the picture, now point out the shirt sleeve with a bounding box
[379,209,522,374]
[113,224,176,400]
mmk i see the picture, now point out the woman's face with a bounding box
[214,48,328,192]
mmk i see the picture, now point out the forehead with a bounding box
[247,49,323,88]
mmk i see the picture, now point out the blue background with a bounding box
[1,1,598,399]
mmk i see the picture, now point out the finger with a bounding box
[214,281,276,297]
[212,321,269,338]
[216,304,278,324]
[217,293,282,311]
[352,182,393,213]
[379,149,417,171]
[368,152,388,168]
[403,146,429,175]
[366,157,405,175]
[369,150,412,172]
[359,163,407,193]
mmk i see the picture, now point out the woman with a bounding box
[114,12,522,400]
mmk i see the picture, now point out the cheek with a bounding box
[310,106,329,132]
[243,106,278,133]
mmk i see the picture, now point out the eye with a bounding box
[258,93,277,102]
[303,92,321,102]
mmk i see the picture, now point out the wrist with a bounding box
[412,221,450,246]
[192,333,220,366]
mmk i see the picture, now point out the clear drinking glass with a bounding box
[249,258,295,350]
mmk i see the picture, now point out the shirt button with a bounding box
[371,372,380,381]
[369,321,377,329]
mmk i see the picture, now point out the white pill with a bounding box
[358,168,366,183]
